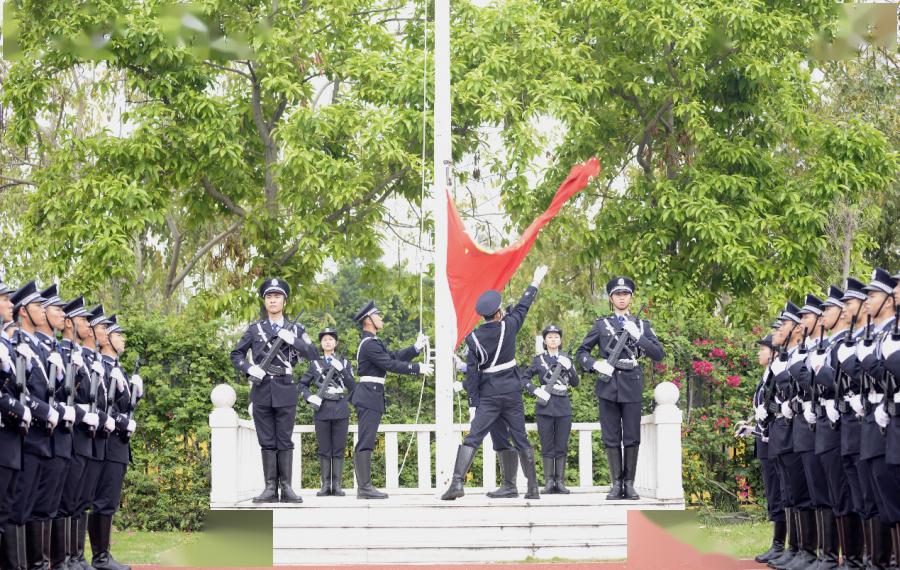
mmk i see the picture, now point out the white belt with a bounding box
[843,395,853,402]
[359,376,385,385]
[825,399,835,407]
[868,393,884,404]
[76,403,90,412]
[895,393,900,404]
[484,360,516,374]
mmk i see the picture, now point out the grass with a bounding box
[89,531,199,565]
[696,518,772,559]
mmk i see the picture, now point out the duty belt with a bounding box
[483,360,516,374]
[867,393,884,404]
[612,358,638,371]
[359,376,385,385]
[264,365,291,376]
[547,384,569,396]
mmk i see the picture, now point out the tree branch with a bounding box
[203,61,253,81]
[201,176,246,217]
[164,215,183,298]
[167,220,242,295]
[0,175,37,189]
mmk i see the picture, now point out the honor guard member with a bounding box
[56,296,100,570]
[440,265,548,501]
[521,325,579,494]
[230,278,319,504]
[575,277,664,501]
[0,277,36,570]
[856,268,898,568]
[298,328,356,497]
[879,270,900,566]
[352,302,432,499]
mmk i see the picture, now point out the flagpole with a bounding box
[433,0,455,490]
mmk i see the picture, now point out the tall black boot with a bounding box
[25,520,44,570]
[486,449,518,499]
[2,524,27,570]
[783,510,819,569]
[891,524,900,570]
[871,518,891,569]
[89,514,130,570]
[68,514,89,570]
[769,508,797,568]
[40,520,50,570]
[276,450,302,503]
[252,449,279,503]
[622,445,640,500]
[605,447,623,500]
[50,518,66,570]
[331,457,345,497]
[440,445,477,501]
[541,456,557,494]
[555,456,571,494]
[354,451,387,499]
[839,514,865,569]
[316,457,332,497]
[817,508,840,569]
[755,519,787,563]
[518,447,540,500]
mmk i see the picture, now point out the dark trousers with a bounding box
[760,457,786,522]
[30,455,69,520]
[252,404,297,451]
[856,455,880,519]
[536,415,572,458]
[0,466,19,529]
[488,418,513,451]
[8,453,45,525]
[842,453,865,515]
[869,456,900,523]
[799,450,830,509]
[76,459,104,516]
[355,407,383,453]
[314,418,349,459]
[464,391,531,451]
[90,461,127,516]
[598,399,641,448]
[58,454,88,517]
[818,449,851,516]
[775,451,811,510]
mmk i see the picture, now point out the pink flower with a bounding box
[691,360,714,377]
[654,363,668,373]
[714,417,731,429]
[671,379,682,389]
[709,347,727,360]
[700,415,708,421]
[726,375,741,388]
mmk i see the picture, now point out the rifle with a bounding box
[596,303,648,383]
[789,327,809,416]
[759,354,779,436]
[537,359,566,406]
[811,327,827,422]
[88,359,100,438]
[836,314,858,415]
[310,359,342,411]
[888,307,900,421]
[251,312,303,384]
[63,345,76,432]
[860,315,875,415]
[12,330,30,436]
[123,355,141,442]
[46,346,59,436]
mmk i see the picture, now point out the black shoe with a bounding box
[541,456,557,494]
[2,523,27,570]
[518,448,540,500]
[755,519,787,563]
[605,447,623,500]
[441,445,477,501]
[252,449,279,503]
[486,449,518,498]
[622,445,640,500]
[89,514,131,570]
[555,456,571,494]
[331,457,346,497]
[782,510,817,569]
[354,451,388,499]
[870,517,891,569]
[50,518,67,570]
[769,508,797,569]
[316,457,332,497]
[276,450,302,503]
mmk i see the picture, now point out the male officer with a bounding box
[440,265,548,501]
[576,277,664,501]
[352,302,431,499]
[878,270,900,567]
[231,278,319,503]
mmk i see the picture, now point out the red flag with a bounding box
[447,157,601,346]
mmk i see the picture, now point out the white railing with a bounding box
[209,382,683,504]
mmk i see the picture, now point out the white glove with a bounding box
[825,400,840,423]
[780,401,794,419]
[277,328,296,345]
[419,362,434,376]
[248,365,266,380]
[755,404,768,422]
[46,407,59,428]
[104,416,115,432]
[0,342,8,363]
[307,395,323,407]
[62,405,76,423]
[531,265,549,286]
[15,343,35,361]
[452,381,464,393]
[849,394,864,416]
[248,403,253,417]
[127,419,137,434]
[623,320,641,340]
[111,367,127,391]
[802,401,816,425]
[82,412,100,428]
[71,351,85,369]
[557,355,572,370]
[453,355,467,372]
[875,404,890,428]
[534,387,551,402]
[329,359,344,372]
[48,352,64,371]
[91,360,105,377]
[414,332,429,352]
[22,407,32,426]
[131,374,143,398]
[593,360,615,377]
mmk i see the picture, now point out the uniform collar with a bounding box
[545,350,560,357]
[362,331,377,339]
[268,318,285,328]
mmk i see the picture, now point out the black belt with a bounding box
[265,365,289,376]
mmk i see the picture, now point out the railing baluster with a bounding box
[579,430,593,487]
[417,430,431,489]
[385,431,399,489]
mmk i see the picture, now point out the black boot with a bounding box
[817,508,840,569]
[276,450,302,503]
[555,456,571,494]
[3,524,27,570]
[50,518,66,570]
[782,509,818,569]
[68,514,89,570]
[354,451,387,499]
[331,457,346,497]
[541,456,557,494]
[769,508,797,568]
[605,447,623,500]
[486,449,518,499]
[25,520,44,570]
[892,524,900,570]
[252,449,279,503]
[518,448,540,500]
[839,514,865,569]
[41,520,50,570]
[870,517,891,569]
[755,519,787,563]
[622,445,640,500]
[316,457,332,497]
[89,514,130,570]
[440,445,477,501]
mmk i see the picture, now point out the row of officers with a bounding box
[740,267,900,570]
[0,278,143,570]
[230,269,664,503]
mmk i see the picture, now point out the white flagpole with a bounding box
[433,0,456,490]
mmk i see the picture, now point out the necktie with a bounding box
[616,316,624,327]
[325,357,332,366]
[272,322,280,334]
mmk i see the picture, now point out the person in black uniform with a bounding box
[521,324,579,494]
[352,301,431,499]
[575,277,664,501]
[878,270,900,568]
[298,328,356,497]
[440,265,548,501]
[230,278,319,504]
